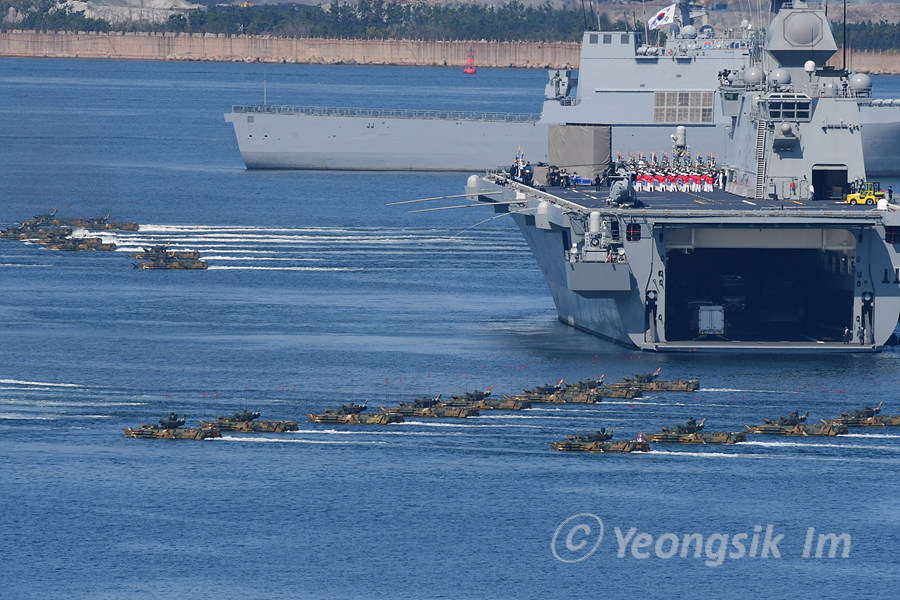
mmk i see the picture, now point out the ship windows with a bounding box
[885,227,900,245]
[765,94,811,121]
[603,34,612,44]
[653,91,714,123]
[590,34,598,44]
[621,34,629,44]
[626,223,642,241]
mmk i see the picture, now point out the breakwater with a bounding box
[1,30,897,73]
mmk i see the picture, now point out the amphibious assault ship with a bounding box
[224,0,899,176]
[465,0,900,352]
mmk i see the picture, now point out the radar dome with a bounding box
[744,66,764,85]
[727,72,737,84]
[770,69,792,86]
[849,73,872,91]
[804,60,817,74]
[780,122,793,136]
[784,13,823,46]
[681,25,697,39]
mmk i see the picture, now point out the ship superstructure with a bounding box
[465,0,900,352]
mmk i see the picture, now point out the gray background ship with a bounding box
[224,0,900,176]
[466,0,900,352]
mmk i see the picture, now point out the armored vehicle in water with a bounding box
[828,403,900,427]
[199,409,299,432]
[443,392,531,411]
[131,245,201,260]
[123,413,221,440]
[48,236,116,252]
[306,402,404,424]
[519,378,610,404]
[648,417,745,444]
[611,369,700,392]
[745,412,846,436]
[550,428,649,453]
[385,396,477,418]
[53,214,139,231]
[597,385,641,399]
[133,244,207,269]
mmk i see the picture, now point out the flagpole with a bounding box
[642,0,648,43]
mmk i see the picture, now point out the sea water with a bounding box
[0,58,899,599]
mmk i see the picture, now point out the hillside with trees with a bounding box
[3,1,899,52]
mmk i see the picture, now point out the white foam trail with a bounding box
[0,400,144,407]
[216,436,388,445]
[207,266,365,271]
[844,433,900,439]
[393,421,544,429]
[0,379,84,388]
[701,388,802,394]
[645,450,763,459]
[0,414,59,420]
[198,256,315,262]
[0,263,53,268]
[742,440,897,451]
[475,414,570,420]
[297,428,454,436]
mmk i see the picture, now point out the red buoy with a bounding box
[463,45,476,75]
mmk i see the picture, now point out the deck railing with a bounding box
[231,104,540,123]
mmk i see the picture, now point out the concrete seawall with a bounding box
[0,30,897,74]
[0,30,579,69]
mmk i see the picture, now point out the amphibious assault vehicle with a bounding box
[306,402,404,425]
[609,369,700,392]
[745,412,846,436]
[132,243,207,269]
[828,403,900,427]
[123,413,221,440]
[48,236,116,252]
[550,428,649,453]
[199,409,299,432]
[385,397,477,418]
[647,418,745,444]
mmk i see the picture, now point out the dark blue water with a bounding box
[1,59,899,600]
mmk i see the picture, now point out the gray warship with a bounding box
[224,0,899,176]
[464,0,900,352]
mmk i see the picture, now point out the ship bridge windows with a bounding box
[764,94,811,121]
[590,34,598,44]
[653,91,714,123]
[603,34,612,44]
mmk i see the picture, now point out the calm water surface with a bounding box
[0,59,899,599]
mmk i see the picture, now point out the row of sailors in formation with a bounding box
[632,170,720,193]
[618,151,720,193]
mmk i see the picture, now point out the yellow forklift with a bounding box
[845,182,886,205]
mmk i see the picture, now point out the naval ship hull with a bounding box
[225,108,546,171]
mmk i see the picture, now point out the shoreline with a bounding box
[0,30,898,74]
